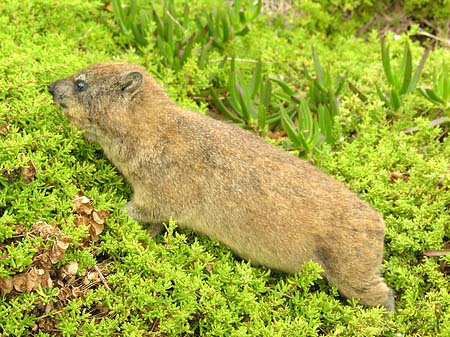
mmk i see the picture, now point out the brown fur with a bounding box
[49,62,395,310]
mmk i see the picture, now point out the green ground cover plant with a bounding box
[1,0,450,336]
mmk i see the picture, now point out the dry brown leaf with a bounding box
[13,268,52,292]
[73,194,94,215]
[2,169,14,183]
[57,286,71,301]
[205,263,213,273]
[87,271,100,283]
[33,251,52,270]
[50,245,65,264]
[56,235,72,250]
[102,2,112,12]
[0,276,13,293]
[13,272,29,292]
[32,221,59,239]
[389,171,408,183]
[72,193,108,242]
[72,287,84,298]
[50,235,72,264]
[37,315,56,333]
[89,222,104,242]
[95,304,109,315]
[74,214,91,227]
[21,160,37,184]
[14,224,27,236]
[60,261,78,280]
[92,210,109,225]
[0,123,11,135]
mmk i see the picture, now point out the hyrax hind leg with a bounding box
[317,244,395,311]
[330,272,395,311]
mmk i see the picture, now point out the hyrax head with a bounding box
[49,62,146,141]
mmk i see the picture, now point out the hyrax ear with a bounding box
[120,71,143,98]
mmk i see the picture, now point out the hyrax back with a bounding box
[49,62,394,311]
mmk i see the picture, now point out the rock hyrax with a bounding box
[49,62,394,311]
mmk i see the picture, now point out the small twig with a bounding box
[94,264,111,291]
[415,30,450,48]
[424,250,450,257]
[403,117,450,134]
[165,10,185,33]
[209,57,273,64]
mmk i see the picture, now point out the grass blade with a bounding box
[210,88,243,124]
[348,82,368,102]
[112,0,129,36]
[250,60,262,99]
[399,42,412,95]
[390,89,401,110]
[312,47,324,85]
[407,48,429,94]
[376,84,390,106]
[280,106,302,148]
[381,40,395,87]
[418,88,446,105]
[442,63,449,99]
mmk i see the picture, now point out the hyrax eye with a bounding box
[74,79,87,92]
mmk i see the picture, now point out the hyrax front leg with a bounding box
[124,200,165,237]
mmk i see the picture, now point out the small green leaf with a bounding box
[258,77,271,130]
[252,0,263,20]
[318,105,334,144]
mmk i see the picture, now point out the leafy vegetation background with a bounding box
[1,0,450,336]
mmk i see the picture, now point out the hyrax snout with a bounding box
[49,62,394,311]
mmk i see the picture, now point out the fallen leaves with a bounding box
[12,267,52,292]
[0,192,109,297]
[2,160,38,184]
[0,192,111,334]
[73,192,109,242]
